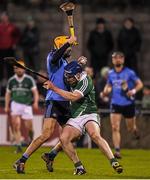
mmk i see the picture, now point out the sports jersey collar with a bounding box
[79,72,87,81]
[14,74,26,82]
[114,66,125,73]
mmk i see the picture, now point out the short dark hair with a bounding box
[112,51,124,58]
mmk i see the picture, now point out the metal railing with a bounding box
[0,97,150,115]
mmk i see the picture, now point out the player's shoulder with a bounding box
[78,72,88,84]
[108,68,115,75]
[80,72,94,88]
[124,67,136,75]
[24,74,35,82]
[80,72,90,81]
[49,49,55,55]
[75,72,93,92]
[8,75,16,83]
[47,49,56,59]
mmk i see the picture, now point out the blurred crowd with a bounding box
[1,0,150,11]
[0,12,40,97]
[0,10,150,110]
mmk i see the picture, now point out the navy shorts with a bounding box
[110,103,135,118]
[45,101,71,126]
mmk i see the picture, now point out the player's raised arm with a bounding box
[51,35,77,64]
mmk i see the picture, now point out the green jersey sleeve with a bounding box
[74,76,93,96]
[6,77,13,92]
[27,76,37,90]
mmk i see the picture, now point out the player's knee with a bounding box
[60,134,67,145]
[112,125,119,132]
[127,126,133,132]
[60,134,70,146]
[89,131,100,142]
[13,123,20,131]
[25,122,33,131]
[40,129,51,142]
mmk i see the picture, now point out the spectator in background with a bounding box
[21,16,40,71]
[0,0,8,11]
[5,60,39,153]
[87,17,114,76]
[0,12,20,80]
[117,17,142,73]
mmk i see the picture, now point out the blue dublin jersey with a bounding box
[107,67,139,105]
[45,50,68,101]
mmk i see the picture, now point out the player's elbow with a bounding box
[140,81,144,89]
[71,95,81,102]
[70,97,79,102]
[137,80,143,90]
[67,93,80,102]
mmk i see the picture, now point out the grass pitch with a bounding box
[0,146,150,179]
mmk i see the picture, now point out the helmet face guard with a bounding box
[64,71,75,79]
[54,35,69,49]
[64,61,82,76]
[64,61,82,85]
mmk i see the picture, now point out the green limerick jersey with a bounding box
[7,74,37,105]
[71,72,98,118]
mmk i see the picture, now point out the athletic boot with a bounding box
[73,168,86,175]
[41,153,54,172]
[112,161,123,174]
[13,160,25,174]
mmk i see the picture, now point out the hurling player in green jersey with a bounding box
[5,60,39,153]
[43,61,123,175]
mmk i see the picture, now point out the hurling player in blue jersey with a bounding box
[13,35,83,174]
[101,51,143,158]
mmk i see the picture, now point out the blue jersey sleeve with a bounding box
[47,52,53,65]
[47,51,57,75]
[47,52,52,68]
[130,70,139,82]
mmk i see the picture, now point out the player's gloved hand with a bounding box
[78,56,87,67]
[67,35,77,45]
[127,89,136,97]
[43,80,54,90]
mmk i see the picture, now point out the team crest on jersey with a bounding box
[24,83,28,87]
[13,85,17,88]
[18,83,22,88]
